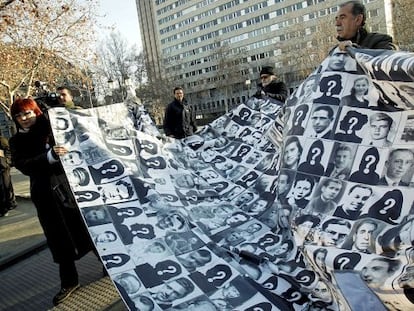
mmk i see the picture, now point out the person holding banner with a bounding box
[9,98,95,306]
[335,1,397,50]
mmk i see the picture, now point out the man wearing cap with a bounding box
[256,66,288,103]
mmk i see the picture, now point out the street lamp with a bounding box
[245,79,251,97]
[107,78,115,90]
[107,78,115,104]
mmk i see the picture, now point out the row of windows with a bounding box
[158,1,267,36]
[161,0,311,51]
[156,0,190,15]
[161,8,269,52]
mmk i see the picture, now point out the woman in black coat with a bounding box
[9,98,94,306]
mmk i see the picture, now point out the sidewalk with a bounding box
[0,168,125,310]
[0,168,45,269]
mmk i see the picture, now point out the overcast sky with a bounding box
[97,0,142,50]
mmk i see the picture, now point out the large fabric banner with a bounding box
[49,47,414,311]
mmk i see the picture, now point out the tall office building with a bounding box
[136,0,393,120]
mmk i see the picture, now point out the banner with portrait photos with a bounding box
[49,47,414,311]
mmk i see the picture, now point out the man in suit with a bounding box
[325,144,353,180]
[333,185,372,220]
[309,105,335,139]
[378,149,414,186]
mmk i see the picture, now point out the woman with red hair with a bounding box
[9,98,94,306]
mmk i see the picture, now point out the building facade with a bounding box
[136,0,393,121]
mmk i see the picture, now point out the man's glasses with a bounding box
[14,110,34,119]
[260,75,271,80]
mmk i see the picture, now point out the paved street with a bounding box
[0,169,125,310]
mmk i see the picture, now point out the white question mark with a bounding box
[157,266,177,276]
[337,257,350,269]
[142,142,155,151]
[380,198,396,215]
[112,146,128,154]
[76,192,94,201]
[363,154,376,174]
[326,80,336,96]
[297,275,311,284]
[102,164,118,175]
[117,209,135,217]
[147,159,160,167]
[286,291,301,302]
[262,282,275,290]
[104,255,123,266]
[259,237,274,247]
[347,117,358,134]
[310,147,321,165]
[295,110,304,126]
[207,271,226,282]
[241,111,250,120]
[132,227,150,235]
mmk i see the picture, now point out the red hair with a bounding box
[11,98,43,123]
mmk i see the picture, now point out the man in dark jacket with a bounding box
[256,66,288,103]
[0,134,17,216]
[335,0,397,50]
[163,87,197,139]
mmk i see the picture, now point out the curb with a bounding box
[0,239,48,272]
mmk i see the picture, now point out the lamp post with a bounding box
[107,78,115,104]
[123,76,131,100]
[245,79,251,98]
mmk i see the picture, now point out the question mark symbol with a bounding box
[104,255,123,268]
[142,142,155,151]
[297,275,311,284]
[117,209,135,217]
[337,257,350,269]
[207,271,226,282]
[286,291,301,302]
[102,164,118,175]
[347,117,358,134]
[326,80,336,96]
[380,198,396,215]
[295,110,304,126]
[310,147,321,165]
[241,111,250,120]
[262,282,275,290]
[259,237,274,247]
[132,227,150,235]
[147,159,160,168]
[157,266,177,276]
[112,146,128,155]
[76,192,94,201]
[363,154,376,174]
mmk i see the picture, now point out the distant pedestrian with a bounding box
[163,87,197,139]
[0,134,17,216]
[9,98,95,306]
[255,66,288,103]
